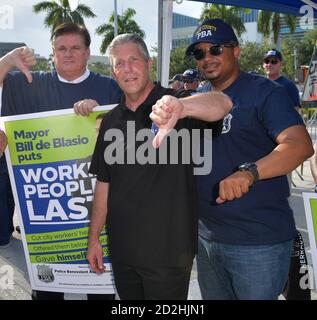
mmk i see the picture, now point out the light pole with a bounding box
[114,0,118,37]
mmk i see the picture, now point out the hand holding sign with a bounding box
[150,95,184,148]
[74,99,99,116]
[0,130,7,157]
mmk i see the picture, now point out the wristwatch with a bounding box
[238,162,259,185]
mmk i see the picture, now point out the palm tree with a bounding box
[33,0,96,32]
[200,4,248,37]
[258,11,297,44]
[96,8,145,54]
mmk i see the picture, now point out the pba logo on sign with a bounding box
[37,265,55,283]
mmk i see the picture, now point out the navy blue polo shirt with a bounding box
[198,72,304,245]
[275,75,300,108]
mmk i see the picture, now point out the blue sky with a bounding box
[0,0,203,58]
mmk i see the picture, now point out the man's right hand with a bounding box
[87,239,106,274]
[3,46,36,83]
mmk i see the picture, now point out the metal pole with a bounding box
[157,0,163,82]
[294,48,298,82]
[114,0,118,37]
[294,48,297,70]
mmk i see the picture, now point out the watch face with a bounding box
[239,163,254,170]
[238,162,259,184]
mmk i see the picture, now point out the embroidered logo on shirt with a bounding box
[222,114,232,134]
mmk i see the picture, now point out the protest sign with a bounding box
[0,105,116,293]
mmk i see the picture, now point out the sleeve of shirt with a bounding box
[89,118,111,182]
[286,81,301,107]
[259,85,304,140]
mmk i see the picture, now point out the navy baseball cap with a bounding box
[264,49,283,61]
[186,19,239,56]
[169,73,183,84]
[172,74,183,81]
[182,69,200,80]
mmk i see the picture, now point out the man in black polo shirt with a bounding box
[87,33,232,300]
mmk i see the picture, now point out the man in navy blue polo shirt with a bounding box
[263,49,301,111]
[185,19,313,300]
[182,69,200,91]
[0,22,122,300]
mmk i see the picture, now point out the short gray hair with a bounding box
[108,33,150,68]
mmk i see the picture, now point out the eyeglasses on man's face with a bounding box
[183,79,197,84]
[192,44,234,61]
[264,58,280,65]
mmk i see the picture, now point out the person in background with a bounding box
[182,69,200,91]
[185,18,313,300]
[197,79,212,93]
[262,49,311,300]
[263,49,301,112]
[0,22,122,300]
[169,73,184,91]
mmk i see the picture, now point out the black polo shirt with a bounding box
[89,83,222,268]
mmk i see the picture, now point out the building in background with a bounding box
[171,10,263,49]
[172,13,199,49]
[280,16,317,41]
[170,10,316,53]
[88,55,109,65]
[239,9,263,44]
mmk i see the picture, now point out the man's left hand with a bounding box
[216,171,254,204]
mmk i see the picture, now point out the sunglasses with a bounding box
[264,59,279,65]
[183,79,197,84]
[192,44,234,60]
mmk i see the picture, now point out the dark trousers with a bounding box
[112,262,193,300]
[0,171,15,244]
[31,290,115,300]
